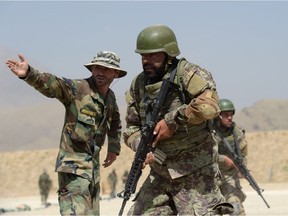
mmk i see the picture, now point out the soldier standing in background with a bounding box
[5,51,127,216]
[121,170,128,186]
[213,99,248,215]
[123,24,233,215]
[107,169,118,199]
[38,169,52,207]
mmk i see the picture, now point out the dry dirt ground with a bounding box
[1,183,288,216]
[1,130,288,215]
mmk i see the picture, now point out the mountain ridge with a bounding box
[1,99,288,152]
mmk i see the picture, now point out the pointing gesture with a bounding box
[5,54,29,78]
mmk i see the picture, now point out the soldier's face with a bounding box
[220,111,234,128]
[92,65,118,87]
[141,52,167,81]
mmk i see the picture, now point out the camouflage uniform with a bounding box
[23,65,122,215]
[214,123,248,215]
[38,170,52,206]
[124,58,229,215]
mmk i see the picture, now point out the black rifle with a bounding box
[117,66,178,216]
[218,131,270,208]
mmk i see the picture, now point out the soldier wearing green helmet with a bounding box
[123,24,234,215]
[219,99,236,114]
[214,99,248,215]
[135,24,180,57]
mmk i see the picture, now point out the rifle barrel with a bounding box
[259,194,270,208]
[118,199,127,216]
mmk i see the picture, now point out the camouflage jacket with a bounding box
[24,67,122,182]
[215,122,248,176]
[123,58,220,179]
[38,173,52,191]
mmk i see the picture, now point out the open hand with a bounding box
[5,54,29,78]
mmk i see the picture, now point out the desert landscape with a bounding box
[1,183,288,215]
[1,130,288,196]
[1,100,288,215]
[1,130,288,215]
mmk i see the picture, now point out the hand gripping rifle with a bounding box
[217,131,270,208]
[117,65,179,216]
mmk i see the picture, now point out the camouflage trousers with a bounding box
[40,189,49,205]
[57,172,100,216]
[128,168,232,215]
[218,174,246,216]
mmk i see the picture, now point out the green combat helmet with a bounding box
[135,24,180,57]
[219,99,235,114]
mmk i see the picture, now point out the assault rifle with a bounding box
[117,66,178,216]
[218,131,270,208]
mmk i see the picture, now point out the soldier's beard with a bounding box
[144,61,168,84]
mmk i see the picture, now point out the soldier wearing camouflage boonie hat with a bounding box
[84,51,127,78]
[5,51,125,215]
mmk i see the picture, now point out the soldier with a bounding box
[123,24,233,215]
[121,170,128,186]
[5,51,127,216]
[107,169,118,199]
[213,99,248,215]
[38,169,52,207]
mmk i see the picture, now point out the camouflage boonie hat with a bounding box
[84,51,127,78]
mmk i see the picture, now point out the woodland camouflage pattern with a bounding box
[24,66,121,215]
[25,67,121,179]
[124,58,232,215]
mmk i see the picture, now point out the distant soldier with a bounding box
[213,99,248,215]
[38,169,52,207]
[122,170,129,185]
[107,169,118,199]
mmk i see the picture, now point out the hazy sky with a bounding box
[1,1,287,110]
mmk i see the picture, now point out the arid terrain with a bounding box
[1,100,288,215]
[1,182,288,216]
[1,130,288,215]
[1,130,288,198]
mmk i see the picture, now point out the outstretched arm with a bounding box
[5,54,29,78]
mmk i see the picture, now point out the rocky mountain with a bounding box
[234,99,288,132]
